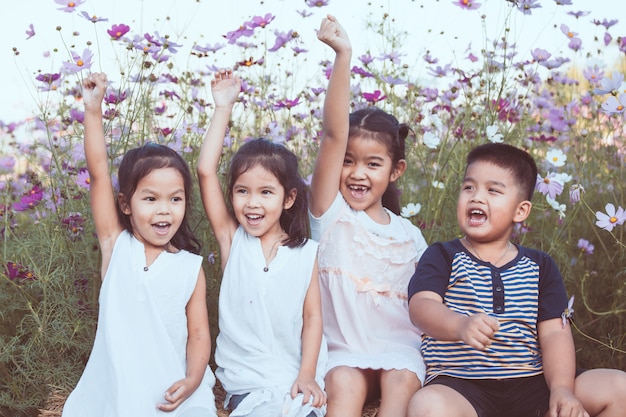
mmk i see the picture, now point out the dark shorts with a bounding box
[228,393,317,417]
[428,375,550,417]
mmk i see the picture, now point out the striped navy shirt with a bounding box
[408,239,568,383]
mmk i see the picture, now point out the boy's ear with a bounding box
[118,193,131,215]
[283,188,297,210]
[514,200,532,223]
[391,159,407,183]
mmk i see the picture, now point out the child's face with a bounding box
[340,136,404,221]
[457,161,531,242]
[231,164,295,243]
[122,167,186,253]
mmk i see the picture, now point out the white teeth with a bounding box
[247,214,262,219]
[470,209,483,215]
[155,222,168,227]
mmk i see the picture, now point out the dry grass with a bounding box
[39,382,381,417]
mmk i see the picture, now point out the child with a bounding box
[407,142,626,417]
[197,68,327,417]
[62,73,216,416]
[310,16,428,417]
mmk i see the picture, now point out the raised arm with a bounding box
[309,15,352,217]
[82,72,122,277]
[197,69,241,270]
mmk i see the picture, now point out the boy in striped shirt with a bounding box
[407,143,626,417]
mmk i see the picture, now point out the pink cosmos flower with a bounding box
[55,0,85,13]
[25,24,35,39]
[536,173,564,199]
[577,238,594,255]
[452,0,481,10]
[107,24,130,40]
[595,203,626,232]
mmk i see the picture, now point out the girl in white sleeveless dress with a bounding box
[197,69,327,417]
[62,72,216,417]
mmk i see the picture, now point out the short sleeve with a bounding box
[408,242,453,301]
[536,250,568,322]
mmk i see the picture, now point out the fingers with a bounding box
[157,383,186,412]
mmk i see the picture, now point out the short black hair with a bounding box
[466,143,538,201]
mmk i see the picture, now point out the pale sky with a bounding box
[1,0,624,123]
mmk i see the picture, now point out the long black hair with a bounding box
[116,142,202,254]
[348,107,408,215]
[227,138,309,248]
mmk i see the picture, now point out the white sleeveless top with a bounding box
[62,230,216,417]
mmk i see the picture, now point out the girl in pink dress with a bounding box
[309,15,427,417]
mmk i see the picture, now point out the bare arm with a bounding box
[409,291,499,350]
[197,69,241,270]
[82,72,122,278]
[158,268,211,411]
[291,257,326,407]
[538,318,589,417]
[309,15,353,217]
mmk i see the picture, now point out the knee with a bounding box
[382,369,422,393]
[407,387,445,417]
[325,366,367,396]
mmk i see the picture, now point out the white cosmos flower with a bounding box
[486,125,503,143]
[546,149,567,167]
[401,202,422,218]
[432,180,445,189]
[546,196,566,218]
[422,131,441,149]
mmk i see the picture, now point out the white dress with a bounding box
[310,193,427,382]
[215,226,327,417]
[62,230,217,417]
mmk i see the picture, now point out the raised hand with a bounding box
[210,68,241,109]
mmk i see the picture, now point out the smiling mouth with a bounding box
[348,185,369,197]
[468,209,487,225]
[153,222,171,234]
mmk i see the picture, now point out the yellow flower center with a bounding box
[610,216,618,224]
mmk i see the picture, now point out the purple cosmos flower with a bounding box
[62,212,85,239]
[568,37,582,51]
[604,32,612,46]
[569,184,584,204]
[541,56,570,69]
[536,173,564,199]
[420,87,439,102]
[352,66,374,78]
[247,13,275,29]
[79,11,108,23]
[567,10,590,18]
[554,0,572,4]
[516,0,541,15]
[75,169,90,189]
[452,0,481,10]
[305,0,329,7]
[423,52,439,64]
[192,42,225,54]
[13,185,44,211]
[591,18,618,30]
[268,30,294,52]
[69,108,84,124]
[619,37,626,54]
[273,97,300,110]
[583,65,604,84]
[560,24,578,39]
[593,71,624,95]
[380,75,406,85]
[428,64,452,77]
[359,54,375,66]
[292,46,308,55]
[296,9,313,17]
[378,51,405,65]
[107,24,130,40]
[4,262,36,283]
[223,24,253,44]
[362,90,387,104]
[55,0,85,12]
[600,93,626,115]
[531,48,551,62]
[595,203,626,232]
[577,238,594,255]
[62,49,93,73]
[25,23,35,39]
[104,89,128,106]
